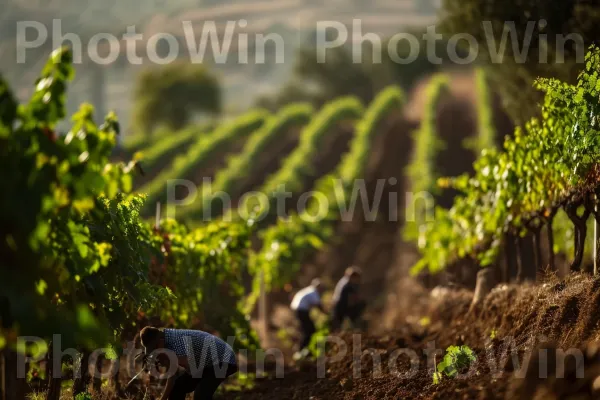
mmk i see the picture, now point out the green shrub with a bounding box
[131,62,221,135]
[74,393,93,400]
[440,0,600,123]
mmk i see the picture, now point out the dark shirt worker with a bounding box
[330,266,366,331]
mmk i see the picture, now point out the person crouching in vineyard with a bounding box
[139,326,237,400]
[290,279,327,358]
[330,266,366,332]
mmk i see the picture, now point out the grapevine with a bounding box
[404,74,450,244]
[0,47,168,350]
[473,68,497,153]
[414,46,600,276]
[0,47,260,359]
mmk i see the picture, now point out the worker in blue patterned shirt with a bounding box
[139,326,238,400]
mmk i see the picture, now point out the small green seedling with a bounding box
[433,345,476,384]
[74,393,93,400]
[308,326,331,358]
[490,328,498,339]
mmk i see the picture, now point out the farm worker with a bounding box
[139,326,237,400]
[330,266,366,331]
[290,278,327,353]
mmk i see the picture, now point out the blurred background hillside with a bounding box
[1,0,440,135]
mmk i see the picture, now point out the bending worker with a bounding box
[290,278,326,353]
[139,326,238,400]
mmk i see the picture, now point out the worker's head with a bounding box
[345,266,362,284]
[311,278,325,294]
[139,326,165,354]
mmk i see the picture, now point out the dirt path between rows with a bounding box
[222,273,600,400]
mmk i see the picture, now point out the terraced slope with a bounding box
[134,122,216,187]
[239,96,364,225]
[178,103,314,222]
[139,110,269,215]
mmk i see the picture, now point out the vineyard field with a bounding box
[2,38,600,400]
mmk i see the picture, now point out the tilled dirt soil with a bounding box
[221,274,600,400]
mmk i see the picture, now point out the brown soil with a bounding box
[221,273,600,400]
[28,274,600,400]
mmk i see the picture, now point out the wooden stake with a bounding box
[155,202,161,229]
[259,271,267,345]
[3,350,17,400]
[547,214,556,273]
[1,350,5,400]
[595,199,598,275]
[515,236,523,283]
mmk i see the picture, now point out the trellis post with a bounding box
[259,271,267,343]
[1,350,5,400]
[155,202,161,229]
[595,198,598,275]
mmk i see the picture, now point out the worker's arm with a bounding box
[158,369,178,400]
[159,357,189,400]
[177,355,191,372]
